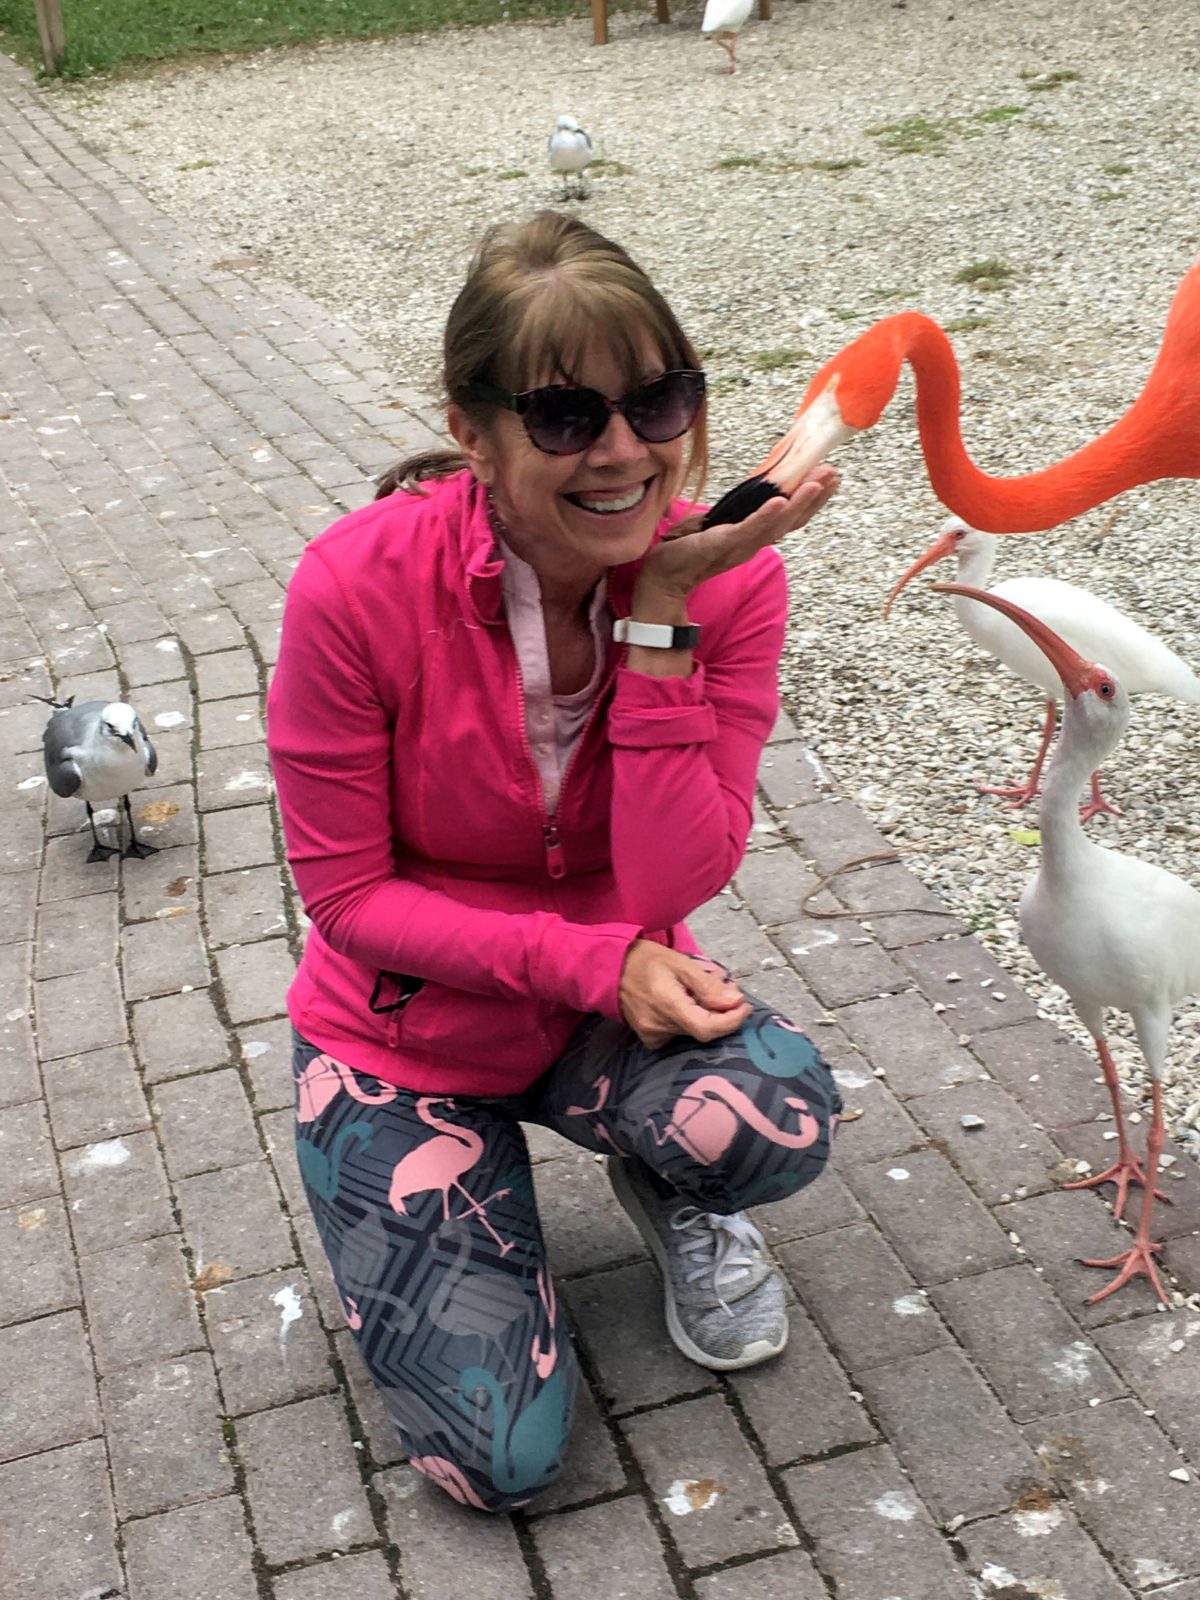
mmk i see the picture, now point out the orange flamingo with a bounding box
[703,258,1200,535]
[388,1097,514,1256]
[649,1074,820,1165]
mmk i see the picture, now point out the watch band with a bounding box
[613,617,702,650]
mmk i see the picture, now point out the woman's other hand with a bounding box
[633,462,840,611]
[618,941,751,1050]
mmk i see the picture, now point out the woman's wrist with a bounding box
[628,583,693,626]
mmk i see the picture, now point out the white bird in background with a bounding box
[701,0,754,73]
[40,697,158,862]
[933,582,1200,1306]
[886,518,1200,821]
[548,115,593,202]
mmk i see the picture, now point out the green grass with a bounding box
[974,104,1025,124]
[0,0,644,78]
[808,156,865,173]
[1019,68,1081,91]
[944,315,991,333]
[714,154,768,171]
[866,115,947,155]
[748,348,811,372]
[496,168,527,180]
[954,258,1014,291]
[1102,161,1133,176]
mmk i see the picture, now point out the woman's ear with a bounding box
[448,403,495,487]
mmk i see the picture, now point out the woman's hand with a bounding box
[618,941,752,1050]
[633,463,840,613]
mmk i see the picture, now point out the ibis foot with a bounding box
[86,841,118,863]
[1064,1157,1171,1221]
[977,778,1040,809]
[122,840,159,860]
[1078,772,1122,824]
[1081,1238,1168,1306]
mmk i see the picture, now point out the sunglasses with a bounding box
[462,369,706,456]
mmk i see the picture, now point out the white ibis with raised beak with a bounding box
[886,519,1200,821]
[934,582,1199,1305]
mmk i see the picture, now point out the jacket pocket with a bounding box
[387,980,567,1063]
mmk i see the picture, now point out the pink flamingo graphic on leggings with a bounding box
[296,1053,398,1122]
[388,1098,514,1256]
[530,1265,559,1379]
[649,1075,820,1165]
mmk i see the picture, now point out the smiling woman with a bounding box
[266,208,844,1514]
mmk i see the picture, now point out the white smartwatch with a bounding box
[613,617,702,650]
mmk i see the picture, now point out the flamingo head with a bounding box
[700,312,934,529]
[932,581,1130,738]
[883,516,1001,618]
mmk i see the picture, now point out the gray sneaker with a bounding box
[608,1156,788,1371]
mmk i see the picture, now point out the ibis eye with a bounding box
[1099,680,1115,698]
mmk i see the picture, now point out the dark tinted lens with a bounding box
[522,387,610,455]
[624,371,706,443]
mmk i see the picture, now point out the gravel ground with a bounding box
[60,0,1200,1139]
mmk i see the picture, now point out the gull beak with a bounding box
[883,527,961,620]
[701,383,858,528]
[932,582,1095,698]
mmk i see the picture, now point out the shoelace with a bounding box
[670,1206,768,1315]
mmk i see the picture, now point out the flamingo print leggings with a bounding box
[292,997,841,1513]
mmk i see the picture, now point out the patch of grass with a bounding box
[715,153,768,170]
[0,0,648,79]
[1020,68,1081,91]
[831,308,864,323]
[809,156,865,173]
[748,348,811,372]
[496,168,528,181]
[1102,161,1133,176]
[589,159,633,177]
[711,374,752,394]
[1094,188,1124,203]
[974,105,1025,124]
[461,164,491,178]
[945,315,991,333]
[954,258,1014,291]
[176,158,216,171]
[867,115,947,155]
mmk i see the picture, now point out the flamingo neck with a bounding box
[901,318,1193,533]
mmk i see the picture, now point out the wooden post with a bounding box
[758,0,772,16]
[592,0,608,45]
[33,0,67,74]
[655,0,671,21]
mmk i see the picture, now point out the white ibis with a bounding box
[701,257,1200,530]
[934,581,1199,1306]
[40,697,158,861]
[548,116,593,201]
[886,518,1200,821]
[701,0,754,73]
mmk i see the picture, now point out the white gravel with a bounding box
[60,0,1200,1141]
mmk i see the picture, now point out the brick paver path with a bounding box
[3,51,1200,1600]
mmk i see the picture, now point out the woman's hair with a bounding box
[374,211,707,502]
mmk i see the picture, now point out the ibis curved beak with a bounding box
[882,527,961,620]
[931,582,1095,698]
[701,384,859,529]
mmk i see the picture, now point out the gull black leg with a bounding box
[85,802,118,863]
[122,794,158,859]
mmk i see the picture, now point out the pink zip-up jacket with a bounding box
[266,470,786,1096]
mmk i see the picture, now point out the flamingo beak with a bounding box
[931,582,1096,698]
[701,383,858,529]
[883,529,960,620]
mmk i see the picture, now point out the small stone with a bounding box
[1088,1397,1102,1407]
[945,1514,965,1532]
[1168,1339,1185,1353]
[944,971,962,983]
[1170,1468,1191,1483]
[960,1113,985,1130]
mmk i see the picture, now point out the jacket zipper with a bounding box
[509,637,617,882]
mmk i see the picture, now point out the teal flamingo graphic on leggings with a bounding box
[457,1365,568,1493]
[297,1120,373,1201]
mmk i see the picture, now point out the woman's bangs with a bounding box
[503,277,686,394]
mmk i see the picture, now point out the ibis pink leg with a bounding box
[1078,771,1123,824]
[978,699,1056,809]
[1064,1038,1170,1218]
[1080,1080,1170,1305]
